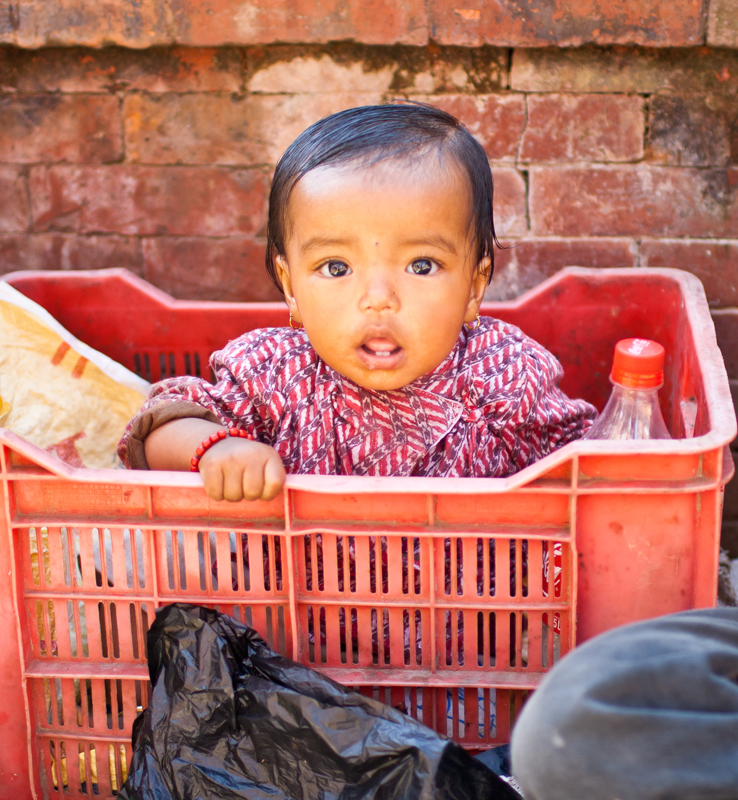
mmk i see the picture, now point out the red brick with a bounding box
[244,45,508,97]
[511,48,738,95]
[125,93,384,166]
[254,93,392,164]
[0,233,142,274]
[519,94,644,163]
[248,53,395,94]
[0,47,242,93]
[530,166,738,238]
[167,0,428,45]
[143,237,280,302]
[0,94,121,163]
[708,0,738,46]
[0,1,171,48]
[29,166,269,237]
[0,166,28,233]
[647,94,736,167]
[712,309,738,379]
[429,0,702,47]
[124,94,258,166]
[641,239,738,307]
[493,168,527,237]
[0,0,712,48]
[486,237,637,301]
[414,94,526,161]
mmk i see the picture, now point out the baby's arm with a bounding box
[119,329,293,502]
[145,417,285,502]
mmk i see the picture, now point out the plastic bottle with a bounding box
[585,338,671,440]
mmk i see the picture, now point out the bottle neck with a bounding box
[610,379,663,394]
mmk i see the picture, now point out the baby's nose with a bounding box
[359,272,400,312]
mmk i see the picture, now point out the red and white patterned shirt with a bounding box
[119,318,597,477]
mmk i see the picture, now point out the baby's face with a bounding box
[277,158,489,391]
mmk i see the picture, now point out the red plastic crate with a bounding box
[0,267,734,800]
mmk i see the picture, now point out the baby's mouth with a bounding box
[357,337,403,369]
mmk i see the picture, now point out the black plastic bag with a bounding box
[120,604,522,800]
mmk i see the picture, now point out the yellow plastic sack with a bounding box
[0,281,150,469]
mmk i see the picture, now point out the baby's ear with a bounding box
[470,256,491,305]
[275,256,294,301]
[275,256,302,324]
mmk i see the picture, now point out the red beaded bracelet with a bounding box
[190,428,252,472]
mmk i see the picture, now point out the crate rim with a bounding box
[1,265,734,494]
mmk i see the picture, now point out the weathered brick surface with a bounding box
[0,1,712,48]
[708,0,738,47]
[124,91,384,166]
[0,233,142,274]
[166,0,428,46]
[414,94,526,160]
[485,237,637,301]
[713,310,738,379]
[0,1,173,48]
[712,306,738,531]
[402,46,509,94]
[248,53,395,94]
[641,239,738,307]
[245,44,509,96]
[429,0,703,47]
[0,166,29,232]
[29,166,269,236]
[530,166,738,237]
[512,48,738,95]
[0,46,242,93]
[0,44,505,96]
[142,237,279,302]
[491,168,528,238]
[519,94,644,163]
[0,94,121,163]
[124,94,259,167]
[647,94,737,167]
[0,40,738,324]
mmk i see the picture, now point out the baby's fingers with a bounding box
[201,463,226,502]
[260,454,286,501]
[197,440,284,502]
[223,464,249,502]
[225,454,284,502]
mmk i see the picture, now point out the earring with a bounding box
[466,314,481,331]
[289,312,302,330]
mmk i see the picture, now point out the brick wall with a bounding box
[3,43,738,303]
[2,1,738,549]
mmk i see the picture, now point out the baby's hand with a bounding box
[197,437,286,502]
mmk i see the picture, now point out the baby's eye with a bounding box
[407,258,439,276]
[319,260,352,278]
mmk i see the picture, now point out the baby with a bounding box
[118,104,596,500]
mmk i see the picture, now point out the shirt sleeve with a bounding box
[117,329,281,469]
[479,328,598,475]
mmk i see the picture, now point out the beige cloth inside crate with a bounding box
[0,281,150,469]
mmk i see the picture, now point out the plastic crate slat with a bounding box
[314,668,546,689]
[527,539,543,600]
[37,730,131,743]
[26,660,150,679]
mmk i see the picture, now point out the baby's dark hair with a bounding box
[265,103,500,294]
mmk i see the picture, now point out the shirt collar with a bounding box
[313,330,468,455]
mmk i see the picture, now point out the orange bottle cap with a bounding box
[611,338,665,388]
